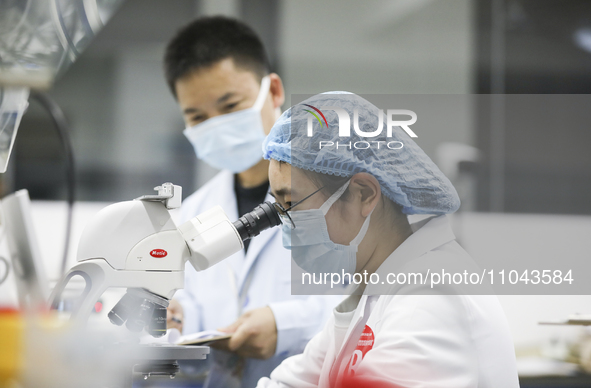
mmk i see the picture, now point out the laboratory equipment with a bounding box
[1,189,49,309]
[0,0,125,175]
[49,182,282,333]
[0,88,29,173]
[0,0,125,170]
[0,0,124,89]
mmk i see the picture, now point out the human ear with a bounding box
[269,73,285,109]
[349,173,381,218]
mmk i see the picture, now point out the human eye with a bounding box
[188,114,206,125]
[220,101,242,114]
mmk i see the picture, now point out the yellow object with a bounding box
[0,309,23,385]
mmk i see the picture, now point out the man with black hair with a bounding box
[163,16,340,388]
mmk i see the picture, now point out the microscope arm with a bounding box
[49,259,184,324]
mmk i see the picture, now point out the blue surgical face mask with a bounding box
[183,76,270,173]
[281,180,373,275]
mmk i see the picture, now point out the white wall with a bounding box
[279,0,475,159]
[280,0,473,95]
[452,212,591,351]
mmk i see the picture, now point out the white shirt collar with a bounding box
[364,215,456,295]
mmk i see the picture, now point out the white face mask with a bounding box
[281,180,373,275]
[183,76,271,173]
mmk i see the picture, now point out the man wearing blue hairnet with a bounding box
[257,92,519,387]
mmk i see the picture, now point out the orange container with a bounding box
[0,308,23,384]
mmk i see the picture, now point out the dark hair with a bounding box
[164,16,270,98]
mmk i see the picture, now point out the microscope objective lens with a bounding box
[108,291,141,326]
[148,304,167,337]
[126,299,155,332]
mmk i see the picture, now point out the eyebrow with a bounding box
[183,107,200,115]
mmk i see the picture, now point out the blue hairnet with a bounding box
[263,92,460,215]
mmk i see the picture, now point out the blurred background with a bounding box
[5,0,591,210]
[2,0,591,385]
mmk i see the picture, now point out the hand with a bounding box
[166,298,183,332]
[213,306,278,360]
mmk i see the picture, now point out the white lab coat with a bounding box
[174,170,342,388]
[257,215,519,388]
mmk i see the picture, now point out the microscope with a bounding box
[50,182,281,329]
[48,183,282,381]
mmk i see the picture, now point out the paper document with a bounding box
[175,330,232,345]
[539,313,591,326]
[140,328,231,346]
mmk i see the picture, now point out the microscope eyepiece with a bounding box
[232,201,282,241]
